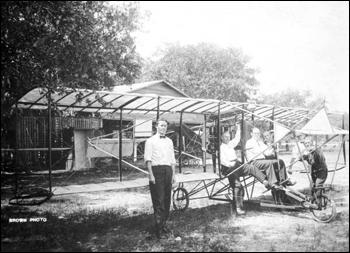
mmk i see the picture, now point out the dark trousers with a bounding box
[221,161,266,209]
[149,165,172,232]
[250,160,278,186]
[266,159,288,203]
[311,168,328,203]
[272,159,288,182]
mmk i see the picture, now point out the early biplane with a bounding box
[4,84,348,222]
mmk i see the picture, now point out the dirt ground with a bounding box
[1,149,349,251]
[46,156,349,251]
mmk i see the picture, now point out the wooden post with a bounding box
[342,114,346,165]
[210,124,216,172]
[133,118,137,162]
[179,111,183,174]
[241,110,245,164]
[330,137,345,186]
[242,109,252,199]
[156,96,160,120]
[270,105,275,130]
[119,109,123,181]
[47,89,52,193]
[202,114,207,172]
[15,102,18,194]
[217,102,221,176]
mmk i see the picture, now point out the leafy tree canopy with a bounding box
[255,88,349,130]
[138,43,260,102]
[1,1,143,110]
[255,88,325,109]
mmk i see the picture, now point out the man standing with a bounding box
[221,124,270,215]
[302,136,328,207]
[144,118,176,239]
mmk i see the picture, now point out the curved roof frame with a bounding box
[13,87,319,126]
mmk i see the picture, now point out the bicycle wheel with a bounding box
[311,194,336,223]
[172,187,189,211]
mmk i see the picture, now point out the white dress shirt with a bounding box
[245,138,271,160]
[144,133,176,166]
[220,132,240,167]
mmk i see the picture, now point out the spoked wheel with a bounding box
[311,194,336,223]
[172,187,189,211]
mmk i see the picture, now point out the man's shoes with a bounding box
[271,184,283,190]
[263,180,270,189]
[285,179,297,186]
[155,230,167,239]
[236,208,246,215]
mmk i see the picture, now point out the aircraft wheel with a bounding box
[173,187,189,211]
[311,194,336,223]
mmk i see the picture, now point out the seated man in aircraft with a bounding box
[220,125,270,215]
[245,128,295,188]
[262,131,296,186]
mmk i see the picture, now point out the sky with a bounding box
[132,1,349,113]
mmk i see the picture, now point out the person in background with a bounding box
[144,118,176,239]
[221,124,270,215]
[301,136,328,208]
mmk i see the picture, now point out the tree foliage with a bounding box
[328,113,349,131]
[255,89,349,130]
[255,88,325,109]
[1,1,143,110]
[139,43,260,102]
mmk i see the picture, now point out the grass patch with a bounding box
[3,196,348,252]
[1,149,349,251]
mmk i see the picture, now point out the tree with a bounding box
[138,43,260,102]
[328,113,349,131]
[1,1,143,111]
[255,88,325,109]
[255,89,349,130]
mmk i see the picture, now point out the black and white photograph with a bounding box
[1,1,349,252]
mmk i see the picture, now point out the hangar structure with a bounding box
[10,80,320,172]
[4,80,348,206]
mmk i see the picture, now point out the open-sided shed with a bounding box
[6,83,348,213]
[11,85,321,173]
